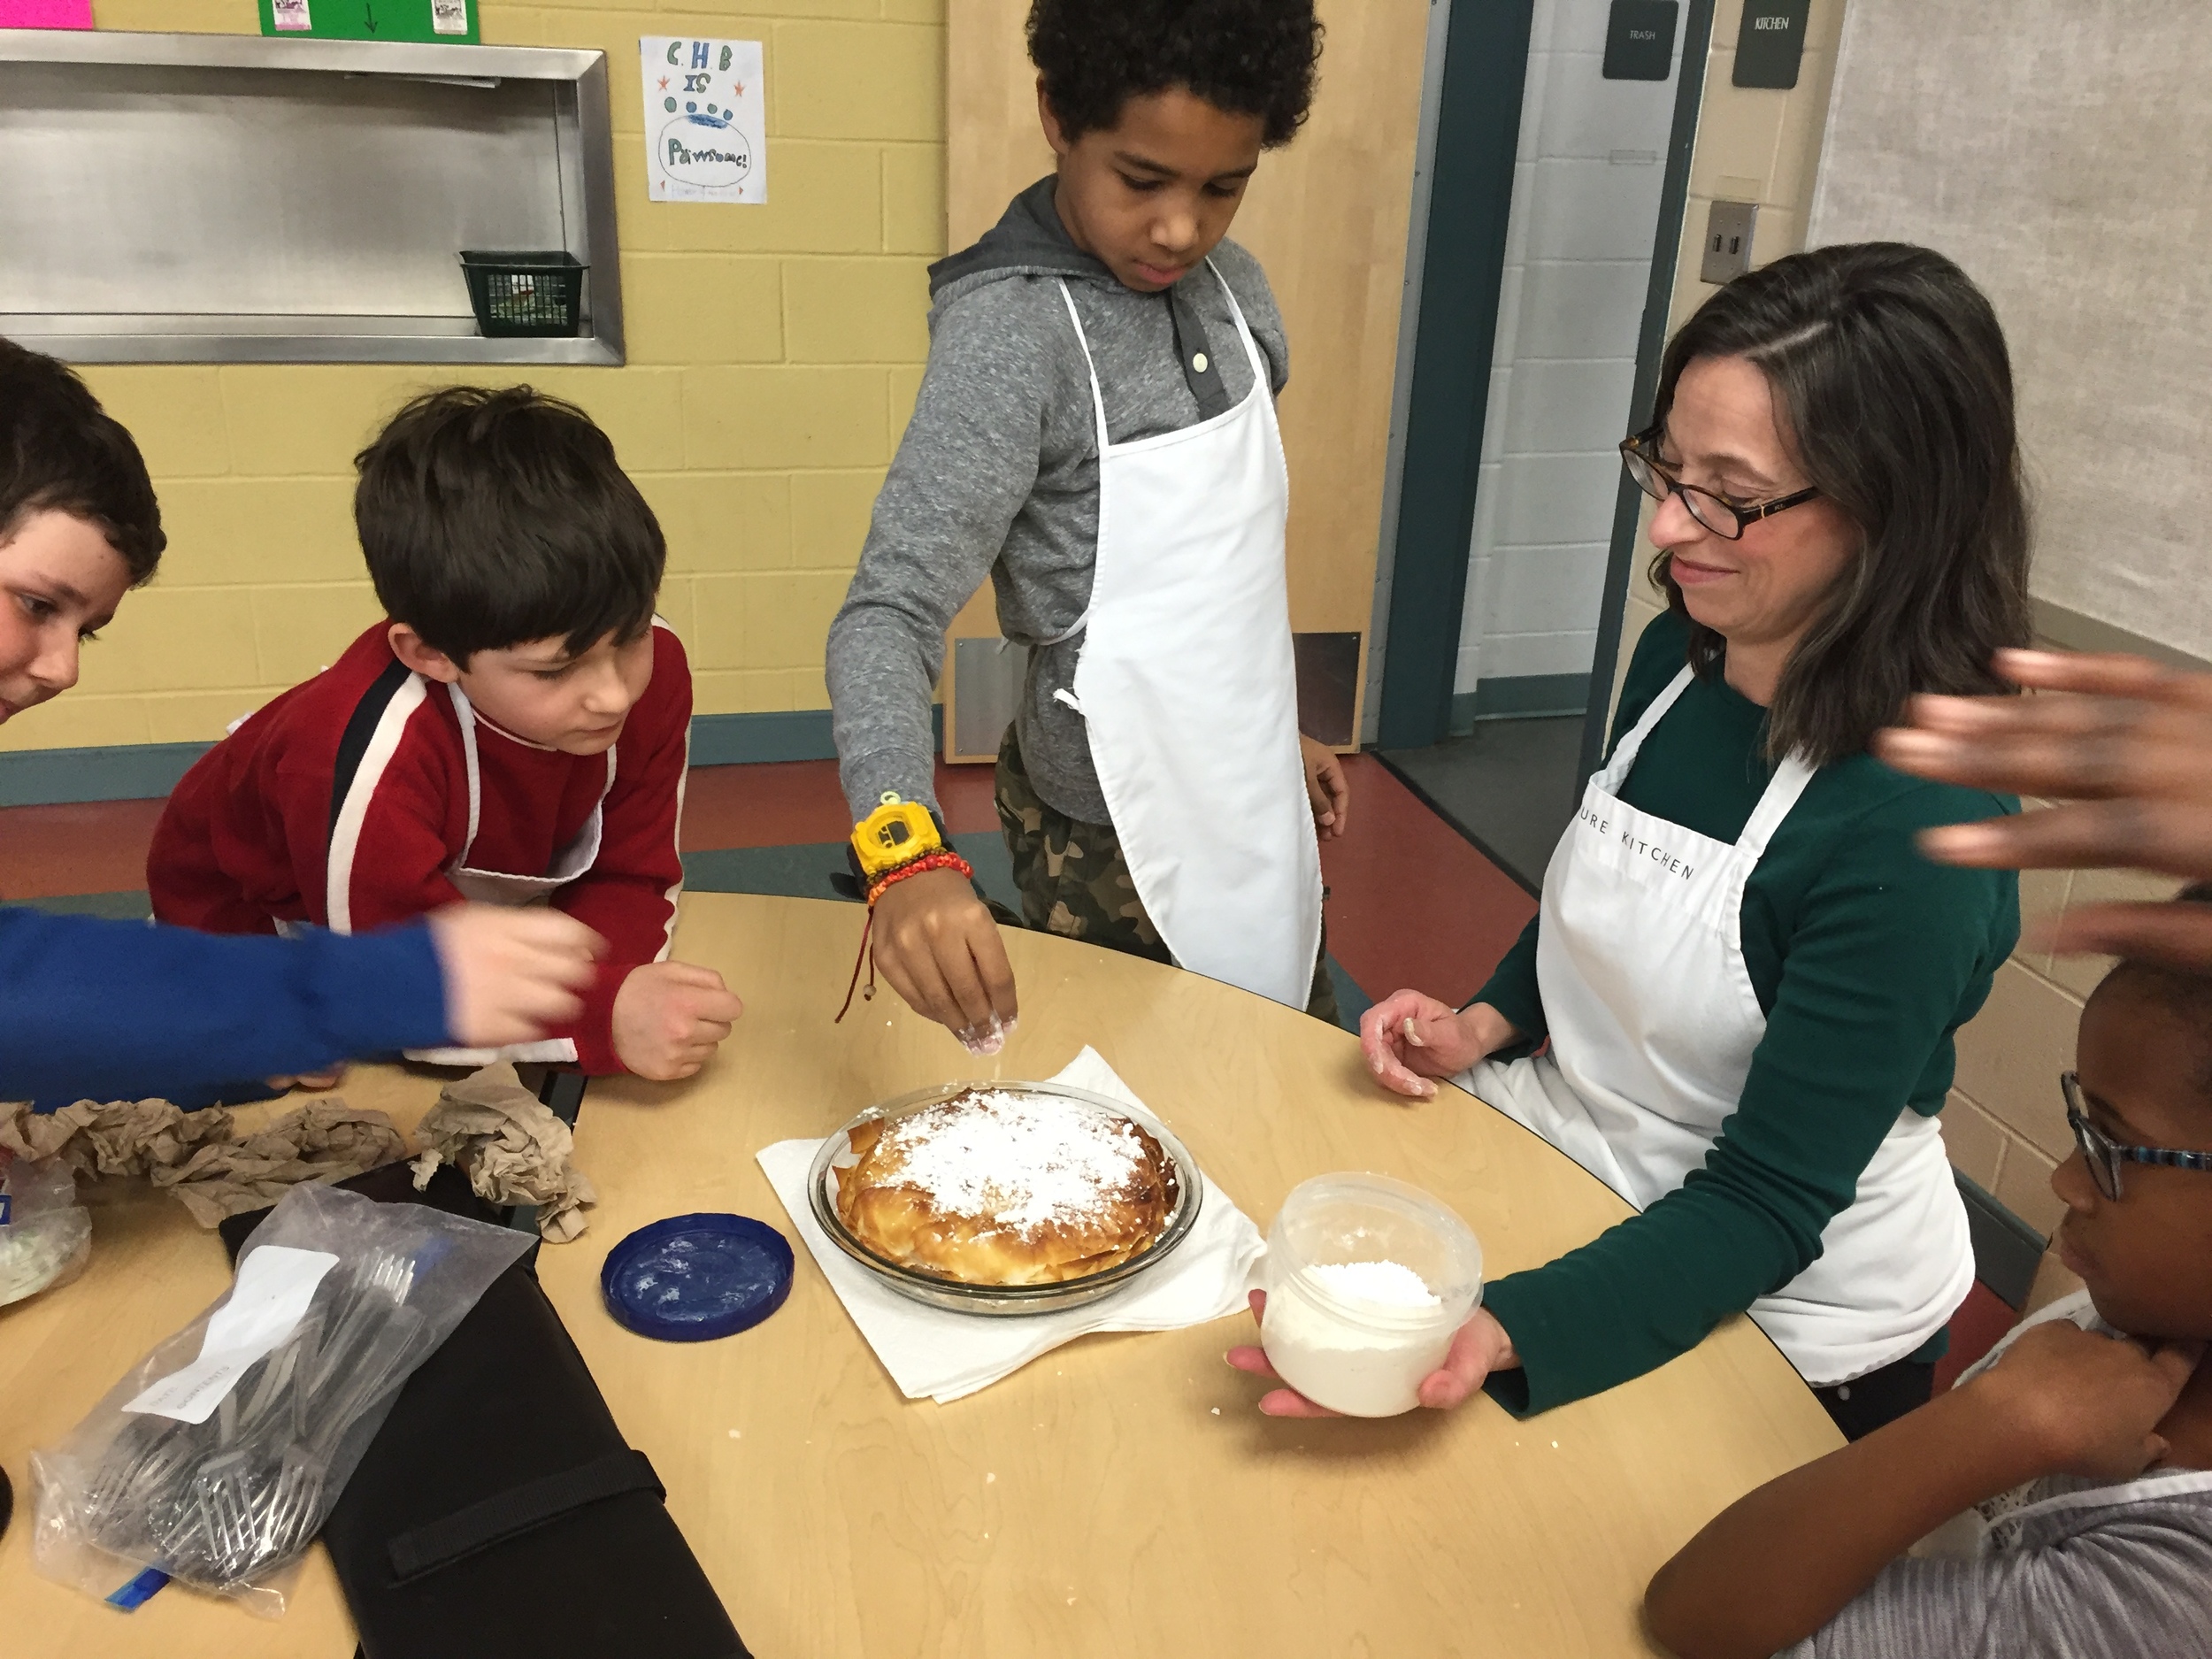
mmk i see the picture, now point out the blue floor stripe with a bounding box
[10,890,152,919]
[679,833,1020,916]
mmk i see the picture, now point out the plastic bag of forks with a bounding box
[28,1180,531,1616]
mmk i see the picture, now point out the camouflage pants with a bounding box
[995,729,1340,1026]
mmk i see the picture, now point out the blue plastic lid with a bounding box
[601,1212,795,1342]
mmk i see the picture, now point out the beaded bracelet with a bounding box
[864,848,973,908]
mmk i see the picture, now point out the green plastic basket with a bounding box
[458,250,587,339]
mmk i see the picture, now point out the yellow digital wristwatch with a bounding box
[849,792,944,880]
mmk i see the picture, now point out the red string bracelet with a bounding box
[833,849,977,1022]
[865,848,972,906]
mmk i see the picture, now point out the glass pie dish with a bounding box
[805,1079,1204,1317]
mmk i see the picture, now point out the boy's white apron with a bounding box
[1464,667,1973,1386]
[323,681,615,1071]
[1047,263,1321,1010]
[399,683,613,1066]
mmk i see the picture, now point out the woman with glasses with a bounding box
[1263,244,2032,1437]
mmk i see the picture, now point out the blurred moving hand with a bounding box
[1874,649,2212,967]
[427,903,603,1048]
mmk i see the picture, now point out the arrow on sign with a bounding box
[363,0,378,28]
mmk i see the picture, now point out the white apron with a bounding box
[1048,264,1323,1009]
[403,683,612,1066]
[1464,667,1973,1386]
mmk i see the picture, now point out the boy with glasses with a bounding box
[1644,887,2212,1658]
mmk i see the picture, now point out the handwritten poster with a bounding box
[639,37,767,205]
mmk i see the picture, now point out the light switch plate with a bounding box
[1700,200,1758,283]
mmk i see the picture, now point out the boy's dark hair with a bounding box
[0,337,165,583]
[1027,0,1322,148]
[2096,884,2212,1101]
[354,385,664,664]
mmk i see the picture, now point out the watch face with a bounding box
[857,803,940,873]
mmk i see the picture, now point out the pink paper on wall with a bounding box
[0,0,95,26]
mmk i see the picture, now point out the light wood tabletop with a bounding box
[1,891,1841,1655]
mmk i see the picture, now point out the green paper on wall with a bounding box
[257,0,478,44]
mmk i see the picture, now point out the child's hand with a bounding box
[612,960,744,1081]
[426,903,603,1048]
[1225,1289,1517,1415]
[1357,991,1515,1099]
[869,867,1020,1043]
[1970,1319,2205,1480]
[1300,734,1351,840]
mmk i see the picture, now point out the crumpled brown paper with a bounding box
[152,1101,408,1226]
[409,1063,596,1242]
[0,1096,407,1227]
[0,1097,235,1179]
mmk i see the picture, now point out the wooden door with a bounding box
[941,0,1432,760]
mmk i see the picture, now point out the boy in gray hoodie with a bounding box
[826,0,1346,1048]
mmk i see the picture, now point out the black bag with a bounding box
[219,1161,749,1659]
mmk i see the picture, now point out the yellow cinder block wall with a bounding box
[0,0,946,755]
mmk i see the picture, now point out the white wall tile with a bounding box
[1523,157,1675,262]
[1481,629,1600,679]
[1476,373,1515,480]
[1527,0,1557,58]
[1549,0,1621,55]
[1486,543,1612,633]
[1457,2,1684,696]
[1502,357,1640,457]
[1491,264,1527,368]
[1494,451,1621,545]
[1502,158,1538,266]
[1455,643,1484,694]
[1537,51,1680,161]
[1515,260,1653,359]
[1516,49,1549,165]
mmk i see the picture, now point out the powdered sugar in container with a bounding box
[1259,1173,1483,1417]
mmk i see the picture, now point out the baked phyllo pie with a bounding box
[832,1087,1179,1285]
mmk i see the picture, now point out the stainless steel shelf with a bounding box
[0,28,624,365]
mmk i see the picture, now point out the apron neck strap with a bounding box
[1202,257,1269,387]
[1058,265,1269,447]
[1595,664,1694,790]
[446,680,482,865]
[1594,663,1820,852]
[1736,751,1817,858]
[1056,280,1111,461]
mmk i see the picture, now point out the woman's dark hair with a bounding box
[0,337,165,583]
[355,385,664,664]
[1645,242,2032,766]
[1027,0,1322,148]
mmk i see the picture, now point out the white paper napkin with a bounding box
[757,1047,1264,1403]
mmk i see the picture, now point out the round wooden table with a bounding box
[0,892,1840,1655]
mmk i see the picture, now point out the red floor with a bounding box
[1321,756,1537,1009]
[0,795,168,900]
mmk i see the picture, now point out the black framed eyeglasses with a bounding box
[2063,1071,2212,1201]
[1620,430,1821,541]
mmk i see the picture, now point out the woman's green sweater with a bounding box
[1477,611,2018,1414]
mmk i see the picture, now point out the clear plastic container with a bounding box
[1259,1173,1483,1417]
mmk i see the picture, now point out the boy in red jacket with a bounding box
[150,386,741,1081]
